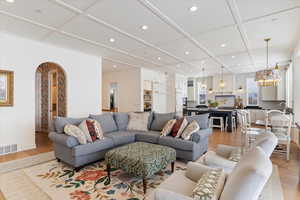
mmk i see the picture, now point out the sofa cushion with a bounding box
[89,113,118,133]
[135,131,161,143]
[158,136,195,151]
[220,147,272,200]
[72,137,114,157]
[150,112,176,131]
[186,113,209,129]
[54,117,87,133]
[104,131,136,146]
[114,112,129,131]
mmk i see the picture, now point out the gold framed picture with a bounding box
[0,70,14,107]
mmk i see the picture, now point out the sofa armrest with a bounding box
[154,189,193,200]
[191,128,212,143]
[216,144,238,158]
[185,161,214,182]
[204,151,237,169]
[48,132,79,148]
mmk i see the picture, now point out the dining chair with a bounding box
[266,110,292,160]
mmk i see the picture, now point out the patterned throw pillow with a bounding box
[171,118,183,137]
[173,117,188,138]
[161,119,177,136]
[64,124,87,145]
[228,148,242,162]
[181,120,200,140]
[127,112,150,131]
[192,169,226,200]
[79,119,104,143]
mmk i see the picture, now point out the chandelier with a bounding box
[255,38,280,87]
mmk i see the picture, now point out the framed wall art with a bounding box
[0,70,14,106]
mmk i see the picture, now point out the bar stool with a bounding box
[210,117,224,132]
[226,116,237,132]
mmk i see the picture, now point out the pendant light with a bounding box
[255,38,280,87]
[200,67,207,89]
[219,66,225,89]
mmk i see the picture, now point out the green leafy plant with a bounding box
[208,100,219,108]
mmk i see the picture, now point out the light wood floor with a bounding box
[0,129,299,199]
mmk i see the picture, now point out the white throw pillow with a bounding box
[64,124,87,144]
[181,120,200,140]
[192,168,226,200]
[175,117,188,138]
[161,119,176,136]
[127,112,150,131]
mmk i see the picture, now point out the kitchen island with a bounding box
[184,108,237,132]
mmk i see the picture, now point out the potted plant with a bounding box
[208,100,219,109]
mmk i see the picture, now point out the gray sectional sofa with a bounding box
[49,112,212,170]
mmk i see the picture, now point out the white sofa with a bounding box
[200,132,278,172]
[149,147,274,200]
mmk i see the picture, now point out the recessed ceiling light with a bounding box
[237,64,241,66]
[5,0,15,3]
[113,65,117,68]
[141,25,148,30]
[185,51,190,55]
[221,43,227,48]
[189,6,198,12]
[109,38,115,42]
[157,57,161,60]
[231,55,235,58]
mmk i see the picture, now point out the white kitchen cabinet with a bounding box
[188,79,196,101]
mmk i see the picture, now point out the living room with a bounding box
[0,0,300,199]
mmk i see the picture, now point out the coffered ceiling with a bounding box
[0,0,299,76]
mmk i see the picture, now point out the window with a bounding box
[246,78,259,106]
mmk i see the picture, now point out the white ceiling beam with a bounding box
[48,0,200,70]
[136,0,233,73]
[0,10,165,68]
[225,0,256,68]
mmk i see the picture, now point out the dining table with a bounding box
[184,107,237,132]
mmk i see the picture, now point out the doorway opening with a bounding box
[109,82,118,112]
[35,62,66,138]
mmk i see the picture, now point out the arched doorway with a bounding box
[35,62,67,133]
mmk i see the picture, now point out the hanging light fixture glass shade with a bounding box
[255,38,280,87]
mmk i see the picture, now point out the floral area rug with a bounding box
[21,160,186,200]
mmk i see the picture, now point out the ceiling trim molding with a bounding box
[0,10,166,68]
[136,0,233,73]
[243,5,300,24]
[225,0,256,68]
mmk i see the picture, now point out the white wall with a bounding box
[0,33,102,152]
[102,68,142,112]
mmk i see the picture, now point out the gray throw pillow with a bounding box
[150,112,176,131]
[114,112,129,131]
[186,113,209,129]
[54,117,87,133]
[89,113,118,133]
